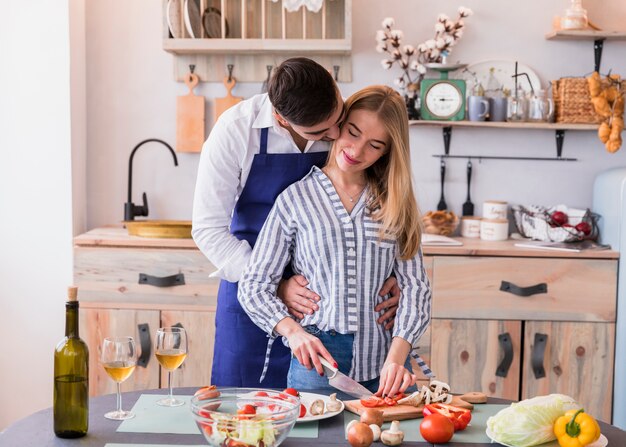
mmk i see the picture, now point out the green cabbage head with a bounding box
[486,394,581,447]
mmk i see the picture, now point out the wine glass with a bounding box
[155,327,188,407]
[100,336,137,420]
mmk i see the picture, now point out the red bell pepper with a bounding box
[423,403,472,431]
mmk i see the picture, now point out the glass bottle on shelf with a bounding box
[560,0,588,30]
[507,86,529,122]
[53,286,89,438]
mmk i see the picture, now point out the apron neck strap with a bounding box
[260,127,269,155]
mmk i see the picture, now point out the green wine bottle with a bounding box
[53,286,89,438]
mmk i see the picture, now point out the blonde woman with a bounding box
[239,85,432,397]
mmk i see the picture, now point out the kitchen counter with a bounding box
[75,227,619,259]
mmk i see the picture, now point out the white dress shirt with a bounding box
[192,93,330,282]
[239,167,432,382]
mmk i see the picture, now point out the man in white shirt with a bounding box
[192,58,400,387]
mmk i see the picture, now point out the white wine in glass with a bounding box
[101,336,137,420]
[155,327,188,407]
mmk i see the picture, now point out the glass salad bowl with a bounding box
[190,387,300,447]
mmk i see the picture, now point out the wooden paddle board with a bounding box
[344,395,474,422]
[214,76,242,121]
[176,72,205,153]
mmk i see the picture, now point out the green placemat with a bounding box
[344,404,509,443]
[116,394,199,434]
[290,421,319,438]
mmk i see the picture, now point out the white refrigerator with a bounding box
[593,167,626,428]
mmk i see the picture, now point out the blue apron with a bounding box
[211,127,328,387]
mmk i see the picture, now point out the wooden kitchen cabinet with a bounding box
[74,227,219,396]
[427,247,618,421]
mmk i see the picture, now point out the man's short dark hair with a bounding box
[268,57,338,127]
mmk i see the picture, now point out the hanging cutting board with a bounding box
[214,76,243,121]
[344,395,474,422]
[176,72,205,153]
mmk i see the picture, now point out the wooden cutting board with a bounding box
[214,76,242,121]
[176,72,205,153]
[344,395,474,422]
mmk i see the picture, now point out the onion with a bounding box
[347,422,374,447]
[360,408,384,427]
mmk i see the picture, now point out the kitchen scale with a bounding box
[420,63,468,121]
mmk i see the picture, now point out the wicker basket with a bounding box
[552,77,603,124]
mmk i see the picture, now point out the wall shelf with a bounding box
[409,120,602,161]
[162,0,352,82]
[545,29,626,72]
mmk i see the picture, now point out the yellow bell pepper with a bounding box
[554,408,601,447]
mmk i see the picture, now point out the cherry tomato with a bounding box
[254,391,269,397]
[283,387,300,397]
[237,404,256,415]
[420,413,455,444]
[299,403,307,418]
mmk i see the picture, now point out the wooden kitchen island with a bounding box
[73,228,619,422]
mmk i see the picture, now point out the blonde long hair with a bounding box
[328,85,422,260]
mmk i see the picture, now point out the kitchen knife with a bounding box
[320,358,373,399]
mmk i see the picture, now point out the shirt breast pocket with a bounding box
[364,227,396,250]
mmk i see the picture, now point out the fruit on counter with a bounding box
[194,385,220,399]
[360,408,384,427]
[554,408,601,447]
[486,394,581,447]
[327,393,342,412]
[347,421,374,447]
[551,211,569,226]
[419,413,454,444]
[575,222,592,236]
[381,420,405,446]
[423,403,472,431]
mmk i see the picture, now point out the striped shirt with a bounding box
[238,166,432,382]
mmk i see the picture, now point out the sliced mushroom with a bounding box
[309,399,325,415]
[326,393,342,412]
[381,420,404,446]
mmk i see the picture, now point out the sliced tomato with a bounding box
[254,391,269,397]
[360,396,386,407]
[299,403,306,418]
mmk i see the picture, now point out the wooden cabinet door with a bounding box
[80,308,160,396]
[522,321,615,422]
[161,310,216,388]
[430,319,521,400]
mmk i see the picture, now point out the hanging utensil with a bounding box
[462,160,474,216]
[437,159,447,211]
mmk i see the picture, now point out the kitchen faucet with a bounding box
[124,138,178,221]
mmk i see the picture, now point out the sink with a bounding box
[124,220,192,239]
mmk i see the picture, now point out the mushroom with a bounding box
[369,424,382,442]
[346,420,358,437]
[326,393,342,412]
[381,420,404,446]
[309,399,325,416]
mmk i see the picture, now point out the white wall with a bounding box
[85,0,626,229]
[0,0,75,431]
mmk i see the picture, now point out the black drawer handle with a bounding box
[500,281,547,297]
[532,333,548,379]
[138,273,185,287]
[496,332,514,378]
[137,323,151,368]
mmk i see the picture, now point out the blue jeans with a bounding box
[286,326,415,394]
